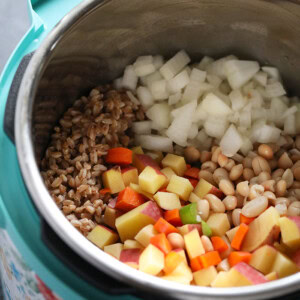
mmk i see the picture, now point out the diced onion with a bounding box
[132,121,152,134]
[220,125,243,157]
[135,135,173,152]
[122,65,138,90]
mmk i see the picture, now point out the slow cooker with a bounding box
[1,0,300,299]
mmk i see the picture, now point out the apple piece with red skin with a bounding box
[120,248,142,265]
[108,198,117,208]
[121,167,139,186]
[115,201,162,241]
[103,206,123,229]
[292,249,300,268]
[87,225,119,249]
[102,168,125,194]
[139,166,167,194]
[194,178,225,199]
[104,243,123,259]
[133,154,160,173]
[178,224,202,236]
[234,262,269,285]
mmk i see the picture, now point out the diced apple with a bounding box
[211,271,233,287]
[120,248,142,266]
[194,178,224,199]
[164,251,185,274]
[154,192,181,210]
[162,154,187,176]
[161,167,176,182]
[279,217,300,249]
[135,224,158,247]
[115,201,162,241]
[121,167,138,187]
[292,249,300,268]
[133,153,160,173]
[226,226,240,243]
[104,243,123,259]
[103,206,122,229]
[234,262,269,285]
[184,229,205,260]
[173,248,188,264]
[167,175,193,201]
[207,213,231,236]
[102,169,125,194]
[87,225,119,249]
[193,266,218,286]
[265,272,278,281]
[249,245,277,275]
[189,192,201,203]
[139,244,165,275]
[178,224,202,236]
[242,207,280,252]
[124,239,143,249]
[220,236,233,260]
[161,262,193,285]
[139,166,167,194]
[146,151,164,164]
[271,251,299,278]
[129,183,153,200]
[131,146,144,154]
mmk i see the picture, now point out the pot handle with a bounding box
[40,219,138,296]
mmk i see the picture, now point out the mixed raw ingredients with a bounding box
[41,51,300,287]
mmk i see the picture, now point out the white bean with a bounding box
[205,194,225,213]
[201,235,214,252]
[241,196,268,218]
[232,208,242,227]
[223,195,237,211]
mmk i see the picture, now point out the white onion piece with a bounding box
[184,66,192,76]
[249,89,263,108]
[146,103,170,129]
[160,50,191,80]
[256,124,281,143]
[239,111,251,128]
[182,81,202,103]
[153,55,164,70]
[136,86,154,108]
[229,90,246,111]
[207,74,222,88]
[167,70,190,94]
[240,136,253,156]
[188,123,199,139]
[126,91,140,105]
[296,111,300,134]
[265,82,286,98]
[198,56,214,71]
[284,114,296,135]
[220,124,243,157]
[166,100,197,146]
[122,65,138,90]
[193,103,207,122]
[253,71,268,86]
[168,92,182,106]
[150,80,169,100]
[225,60,259,90]
[201,93,232,116]
[132,121,152,135]
[196,129,208,143]
[133,56,156,77]
[113,77,123,90]
[136,135,173,152]
[281,105,298,119]
[204,117,229,139]
[141,71,163,87]
[190,68,206,83]
[207,55,237,79]
[262,66,280,80]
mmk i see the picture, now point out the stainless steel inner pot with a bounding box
[15,0,300,299]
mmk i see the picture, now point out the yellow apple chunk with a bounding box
[162,262,193,285]
[139,166,166,194]
[124,240,143,249]
[189,192,201,203]
[226,226,240,243]
[193,266,218,286]
[131,146,144,154]
[133,153,160,173]
[161,167,176,182]
[102,169,125,194]
[271,251,299,278]
[242,207,280,252]
[161,153,187,176]
[265,272,278,281]
[184,229,205,260]
[139,244,164,275]
[154,192,181,210]
[167,175,193,201]
[249,245,278,275]
[103,206,121,229]
[104,243,123,259]
[115,201,162,241]
[87,225,119,249]
[130,183,153,200]
[135,224,158,247]
[194,178,224,199]
[121,167,138,187]
[279,217,300,249]
[207,213,231,237]
[173,249,188,264]
[146,151,164,164]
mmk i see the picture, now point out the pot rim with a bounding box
[15,0,300,298]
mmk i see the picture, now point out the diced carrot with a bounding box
[190,256,203,272]
[106,147,132,165]
[184,167,200,179]
[164,209,183,227]
[199,251,221,268]
[99,188,111,195]
[186,164,192,169]
[164,251,184,274]
[240,214,255,225]
[231,223,249,250]
[211,236,229,253]
[228,251,252,267]
[188,178,198,188]
[154,218,179,235]
[115,187,145,212]
[150,233,172,255]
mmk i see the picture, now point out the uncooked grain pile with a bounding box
[40,85,145,236]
